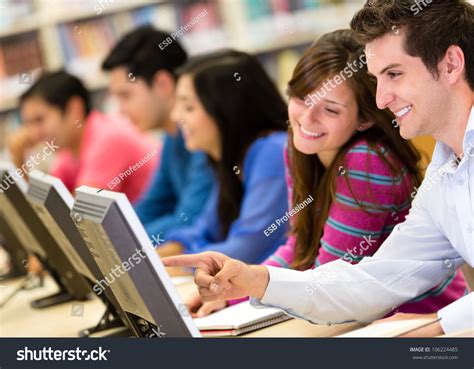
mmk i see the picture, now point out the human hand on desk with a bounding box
[162,251,270,301]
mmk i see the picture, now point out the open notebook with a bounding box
[193,301,292,337]
[337,318,441,337]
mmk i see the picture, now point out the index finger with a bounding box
[162,254,204,269]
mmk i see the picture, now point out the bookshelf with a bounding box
[0,0,365,151]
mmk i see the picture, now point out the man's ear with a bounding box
[152,70,176,96]
[442,45,465,85]
[357,120,374,132]
[65,96,86,120]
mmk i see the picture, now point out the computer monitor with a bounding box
[72,186,200,338]
[0,162,90,308]
[27,170,98,282]
[26,170,133,336]
[0,165,46,259]
[0,215,28,277]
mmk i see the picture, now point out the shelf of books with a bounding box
[0,0,364,151]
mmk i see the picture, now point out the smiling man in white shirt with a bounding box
[163,0,474,337]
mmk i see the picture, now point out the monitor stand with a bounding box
[79,301,131,337]
[30,288,81,309]
[30,266,89,309]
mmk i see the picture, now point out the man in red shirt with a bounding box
[16,70,158,202]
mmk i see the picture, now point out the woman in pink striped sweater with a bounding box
[185,29,467,317]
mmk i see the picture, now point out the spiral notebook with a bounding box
[193,301,292,337]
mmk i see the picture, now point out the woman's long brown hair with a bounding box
[287,29,423,270]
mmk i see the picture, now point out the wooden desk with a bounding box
[243,319,358,337]
[0,276,359,338]
[0,276,104,337]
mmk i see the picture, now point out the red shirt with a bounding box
[50,111,159,203]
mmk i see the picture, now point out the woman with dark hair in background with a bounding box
[156,50,289,265]
[178,30,467,318]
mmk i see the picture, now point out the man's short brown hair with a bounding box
[350,0,474,89]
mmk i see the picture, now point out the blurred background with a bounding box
[0,0,366,153]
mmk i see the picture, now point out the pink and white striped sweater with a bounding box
[232,139,467,314]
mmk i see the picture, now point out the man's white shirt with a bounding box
[255,107,474,334]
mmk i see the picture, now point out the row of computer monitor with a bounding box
[0,162,199,337]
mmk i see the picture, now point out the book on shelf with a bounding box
[0,32,43,105]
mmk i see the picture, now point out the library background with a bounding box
[0,0,442,168]
[0,0,370,149]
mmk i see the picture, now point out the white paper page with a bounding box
[194,300,284,330]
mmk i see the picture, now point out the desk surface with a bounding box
[0,275,360,338]
[0,276,104,337]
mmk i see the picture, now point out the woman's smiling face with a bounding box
[288,80,367,166]
[171,74,221,160]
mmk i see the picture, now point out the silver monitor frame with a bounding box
[0,162,46,258]
[72,186,200,338]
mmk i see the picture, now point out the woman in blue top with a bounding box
[157,50,289,264]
